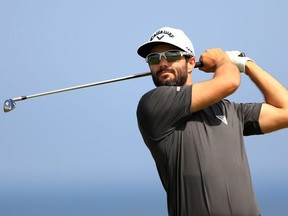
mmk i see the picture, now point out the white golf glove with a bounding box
[225,50,254,73]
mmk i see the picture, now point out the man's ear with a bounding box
[187,56,196,72]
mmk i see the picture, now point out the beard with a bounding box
[151,64,188,87]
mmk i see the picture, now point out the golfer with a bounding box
[136,27,288,216]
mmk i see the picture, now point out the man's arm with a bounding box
[245,61,288,133]
[191,48,241,113]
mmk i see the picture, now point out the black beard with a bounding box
[152,67,188,87]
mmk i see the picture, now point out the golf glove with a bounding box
[225,50,254,73]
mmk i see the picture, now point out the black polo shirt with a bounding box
[137,85,263,216]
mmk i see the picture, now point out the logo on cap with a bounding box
[157,35,164,40]
[150,29,175,41]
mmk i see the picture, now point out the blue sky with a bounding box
[0,0,287,215]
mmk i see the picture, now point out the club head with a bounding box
[3,99,16,112]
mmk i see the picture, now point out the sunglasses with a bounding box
[145,50,191,65]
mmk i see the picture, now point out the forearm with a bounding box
[191,61,240,113]
[213,61,241,96]
[245,61,288,108]
[245,61,288,132]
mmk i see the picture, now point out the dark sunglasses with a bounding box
[145,50,192,65]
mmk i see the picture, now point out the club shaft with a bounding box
[12,61,203,102]
[12,72,152,102]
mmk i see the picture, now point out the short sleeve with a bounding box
[238,103,263,136]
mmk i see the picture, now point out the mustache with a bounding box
[156,68,175,76]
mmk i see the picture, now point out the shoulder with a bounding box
[139,86,191,105]
[141,86,190,97]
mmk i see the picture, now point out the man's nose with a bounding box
[158,56,169,66]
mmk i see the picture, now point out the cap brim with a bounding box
[137,41,163,58]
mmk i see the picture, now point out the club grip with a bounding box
[195,61,203,68]
[195,52,246,68]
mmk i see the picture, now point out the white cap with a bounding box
[137,27,195,58]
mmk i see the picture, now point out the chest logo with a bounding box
[215,115,228,125]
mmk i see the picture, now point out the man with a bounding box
[136,27,288,216]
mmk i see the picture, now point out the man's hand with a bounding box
[199,48,232,73]
[225,50,254,73]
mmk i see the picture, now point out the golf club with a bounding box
[4,50,246,113]
[3,61,204,112]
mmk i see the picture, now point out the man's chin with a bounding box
[155,79,177,87]
[160,77,172,83]
[152,69,188,87]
